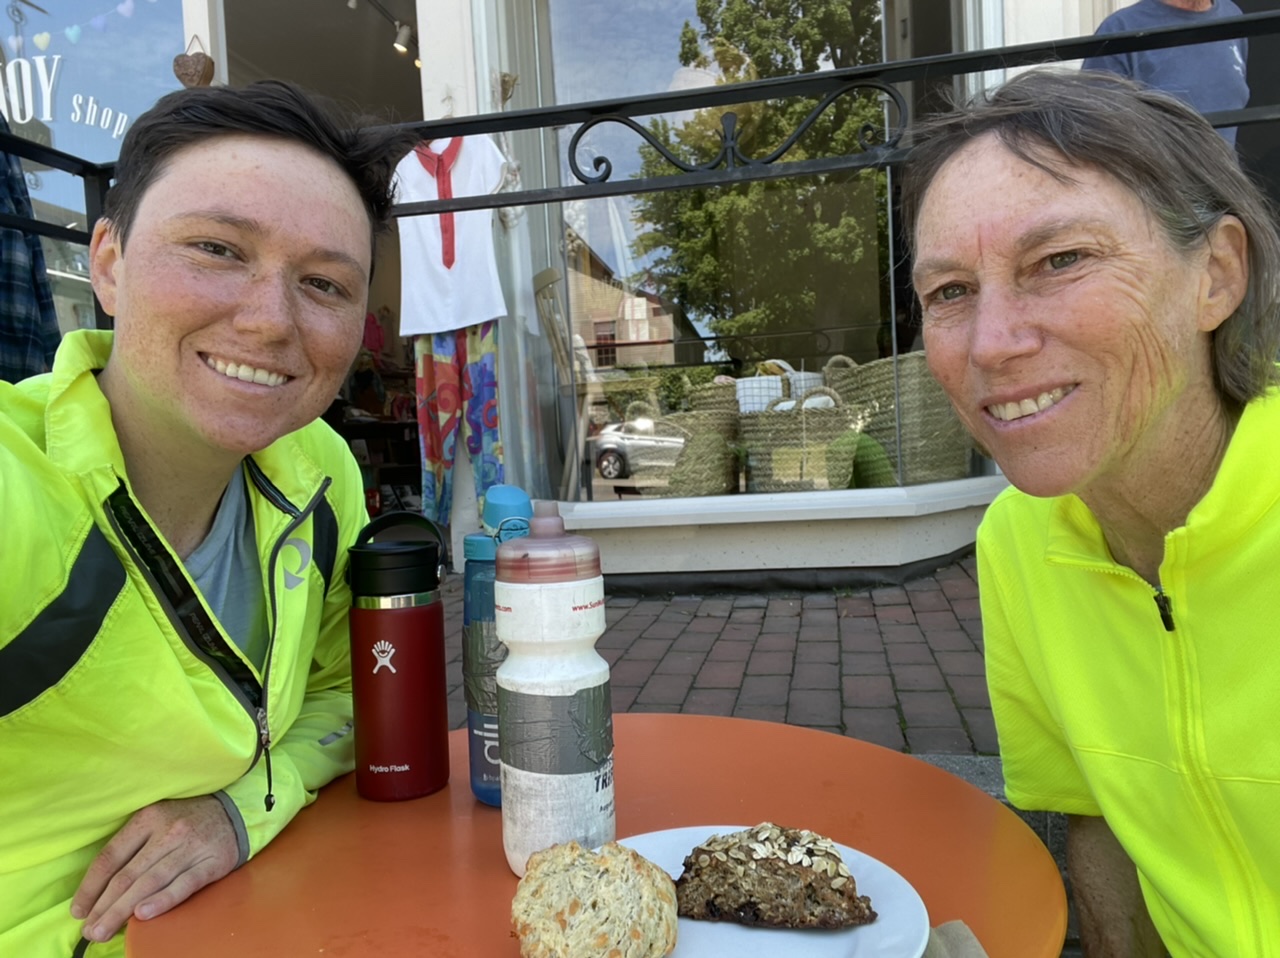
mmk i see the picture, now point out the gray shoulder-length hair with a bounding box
[899,68,1280,409]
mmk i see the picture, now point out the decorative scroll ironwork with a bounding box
[567,80,907,187]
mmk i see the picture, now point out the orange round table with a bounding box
[126,714,1066,957]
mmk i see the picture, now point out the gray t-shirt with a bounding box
[185,468,269,671]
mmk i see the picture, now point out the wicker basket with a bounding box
[825,352,971,485]
[687,379,738,413]
[625,402,738,498]
[823,354,859,399]
[739,387,867,493]
[668,408,738,441]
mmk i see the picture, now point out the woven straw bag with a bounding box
[688,379,738,413]
[838,352,971,485]
[739,387,867,493]
[625,402,738,498]
[669,408,738,442]
[823,354,859,398]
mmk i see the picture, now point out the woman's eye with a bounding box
[307,277,344,297]
[1047,250,1079,270]
[196,241,236,258]
[938,283,967,301]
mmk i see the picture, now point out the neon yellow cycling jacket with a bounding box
[0,330,366,957]
[981,387,1280,957]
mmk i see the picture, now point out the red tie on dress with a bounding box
[414,137,464,269]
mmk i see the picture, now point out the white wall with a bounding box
[180,0,228,86]
[999,0,1125,47]
[417,0,480,119]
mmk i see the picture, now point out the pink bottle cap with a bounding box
[495,501,602,583]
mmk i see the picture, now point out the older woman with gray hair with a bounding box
[902,70,1280,956]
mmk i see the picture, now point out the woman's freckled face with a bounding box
[91,134,372,458]
[913,135,1217,498]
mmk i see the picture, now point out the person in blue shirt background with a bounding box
[1083,0,1250,144]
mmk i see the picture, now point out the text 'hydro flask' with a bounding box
[496,501,614,876]
[347,512,449,801]
[462,484,533,806]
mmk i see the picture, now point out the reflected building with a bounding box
[563,225,704,374]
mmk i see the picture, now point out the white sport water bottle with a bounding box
[495,500,615,876]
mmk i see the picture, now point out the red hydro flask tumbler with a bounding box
[348,512,450,801]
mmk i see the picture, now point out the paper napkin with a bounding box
[922,920,990,958]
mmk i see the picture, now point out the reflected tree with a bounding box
[631,0,888,368]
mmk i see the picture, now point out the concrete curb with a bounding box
[914,753,1005,799]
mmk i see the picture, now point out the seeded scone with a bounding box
[674,822,877,929]
[511,840,678,958]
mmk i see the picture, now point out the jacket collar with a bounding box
[43,329,127,483]
[246,434,328,515]
[1046,386,1280,567]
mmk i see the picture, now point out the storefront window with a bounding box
[560,1,967,502]
[475,0,975,499]
[0,0,184,334]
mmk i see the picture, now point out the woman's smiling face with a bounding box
[913,134,1231,499]
[91,133,372,458]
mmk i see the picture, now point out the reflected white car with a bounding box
[589,418,685,480]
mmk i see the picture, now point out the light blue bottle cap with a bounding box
[464,532,496,562]
[482,484,533,541]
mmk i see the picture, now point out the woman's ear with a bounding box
[89,219,122,318]
[1199,214,1249,334]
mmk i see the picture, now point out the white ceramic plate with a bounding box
[617,825,929,958]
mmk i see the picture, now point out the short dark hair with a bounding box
[901,69,1280,407]
[103,79,419,252]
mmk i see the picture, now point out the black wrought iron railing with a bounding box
[387,9,1280,218]
[0,132,110,246]
[0,9,1277,318]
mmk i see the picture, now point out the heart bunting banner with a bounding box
[8,0,160,54]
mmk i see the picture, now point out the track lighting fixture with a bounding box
[393,22,412,53]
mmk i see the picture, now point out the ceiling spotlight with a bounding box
[414,57,422,69]
[393,22,412,53]
[347,0,357,8]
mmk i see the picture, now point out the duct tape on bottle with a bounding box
[498,682,613,774]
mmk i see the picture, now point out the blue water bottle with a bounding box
[463,485,533,805]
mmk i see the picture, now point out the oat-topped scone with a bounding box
[674,822,877,929]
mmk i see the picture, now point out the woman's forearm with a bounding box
[1067,815,1168,957]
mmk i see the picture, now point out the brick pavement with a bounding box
[440,554,994,756]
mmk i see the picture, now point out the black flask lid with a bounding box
[348,511,445,598]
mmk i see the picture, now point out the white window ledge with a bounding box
[560,475,1010,529]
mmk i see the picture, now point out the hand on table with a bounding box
[71,795,239,944]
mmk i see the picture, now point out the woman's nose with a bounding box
[234,272,299,338]
[967,285,1043,370]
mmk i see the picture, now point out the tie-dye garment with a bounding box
[413,321,504,526]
